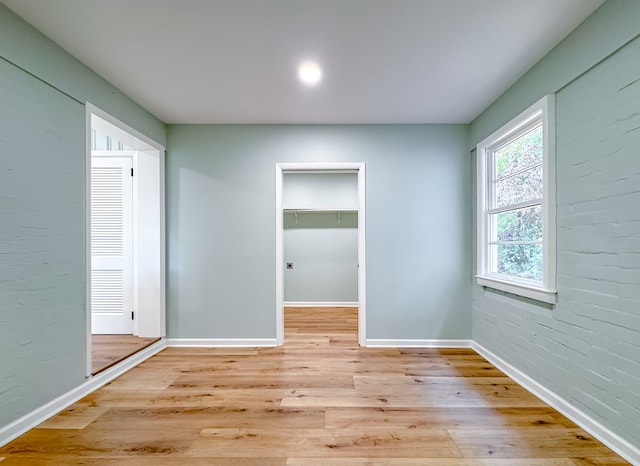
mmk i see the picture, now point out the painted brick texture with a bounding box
[473,35,640,446]
[0,59,86,427]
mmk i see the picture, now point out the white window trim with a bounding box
[476,95,557,304]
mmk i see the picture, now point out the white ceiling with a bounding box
[2,0,605,124]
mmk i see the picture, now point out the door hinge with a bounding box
[130,168,134,177]
[131,311,134,320]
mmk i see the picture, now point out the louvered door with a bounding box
[90,156,134,334]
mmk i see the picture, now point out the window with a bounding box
[476,95,556,304]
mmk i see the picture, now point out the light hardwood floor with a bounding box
[0,307,628,465]
[92,334,160,375]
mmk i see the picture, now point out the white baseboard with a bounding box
[366,339,472,348]
[166,338,277,347]
[284,302,358,307]
[473,342,640,465]
[0,339,166,448]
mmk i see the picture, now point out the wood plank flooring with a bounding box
[92,334,160,375]
[0,307,628,465]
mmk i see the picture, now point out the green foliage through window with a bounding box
[490,124,544,281]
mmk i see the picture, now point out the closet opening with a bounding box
[86,105,166,375]
[275,163,366,347]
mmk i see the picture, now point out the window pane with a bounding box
[490,243,542,281]
[494,125,543,179]
[495,165,543,208]
[491,205,542,242]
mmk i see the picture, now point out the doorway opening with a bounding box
[86,104,166,375]
[275,163,366,347]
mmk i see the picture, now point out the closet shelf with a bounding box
[284,208,357,224]
[284,208,357,213]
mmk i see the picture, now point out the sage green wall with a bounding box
[470,0,640,149]
[284,224,358,303]
[283,173,358,210]
[166,124,470,340]
[0,57,85,432]
[0,4,166,435]
[0,4,166,146]
[470,0,640,453]
[283,173,358,303]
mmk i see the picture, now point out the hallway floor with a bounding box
[92,334,160,375]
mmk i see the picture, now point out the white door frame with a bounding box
[85,103,166,376]
[275,162,366,346]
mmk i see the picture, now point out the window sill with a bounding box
[476,275,557,304]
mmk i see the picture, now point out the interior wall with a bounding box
[470,0,640,450]
[166,124,470,340]
[283,173,358,210]
[284,223,358,304]
[0,5,166,436]
[0,57,85,431]
[283,173,358,304]
[469,0,640,149]
[0,4,166,146]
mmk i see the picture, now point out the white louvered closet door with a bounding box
[90,156,134,334]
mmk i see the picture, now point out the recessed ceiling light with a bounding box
[297,61,323,86]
